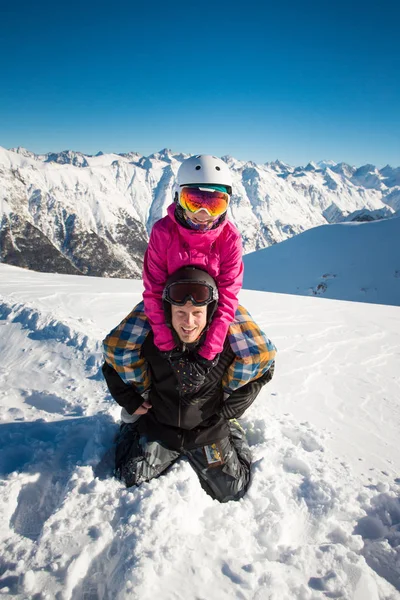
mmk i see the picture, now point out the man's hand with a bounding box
[134,400,152,415]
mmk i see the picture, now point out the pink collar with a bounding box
[167,203,227,245]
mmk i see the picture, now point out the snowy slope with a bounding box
[1,146,398,278]
[0,264,399,599]
[244,216,400,306]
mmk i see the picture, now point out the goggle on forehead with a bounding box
[163,281,218,306]
[179,186,230,218]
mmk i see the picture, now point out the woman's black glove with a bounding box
[163,350,219,395]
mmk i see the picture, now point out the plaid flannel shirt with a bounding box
[222,304,276,393]
[103,302,276,395]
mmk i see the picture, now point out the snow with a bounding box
[0,262,399,599]
[244,216,400,306]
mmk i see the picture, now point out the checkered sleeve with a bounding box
[102,301,151,394]
[222,305,277,394]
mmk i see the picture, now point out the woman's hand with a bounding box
[167,352,219,395]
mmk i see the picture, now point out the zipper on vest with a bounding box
[181,430,185,452]
[177,344,186,428]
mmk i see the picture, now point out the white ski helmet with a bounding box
[176,155,233,195]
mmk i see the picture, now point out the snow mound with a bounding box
[0,297,102,377]
[0,266,399,599]
[244,216,400,306]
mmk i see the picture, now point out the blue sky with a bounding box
[0,0,399,166]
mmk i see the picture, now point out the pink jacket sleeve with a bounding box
[198,230,244,360]
[142,223,176,352]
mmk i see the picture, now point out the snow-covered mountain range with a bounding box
[1,146,399,278]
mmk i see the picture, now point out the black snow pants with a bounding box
[114,421,252,503]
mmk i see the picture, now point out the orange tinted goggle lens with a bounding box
[179,187,229,217]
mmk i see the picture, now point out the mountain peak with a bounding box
[147,148,174,161]
[354,164,378,176]
[45,150,89,168]
[267,159,293,172]
[318,159,337,169]
[304,161,319,171]
[9,146,38,159]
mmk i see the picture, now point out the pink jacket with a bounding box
[142,203,243,360]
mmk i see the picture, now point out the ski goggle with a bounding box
[163,281,218,306]
[179,187,230,217]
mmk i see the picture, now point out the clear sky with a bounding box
[1,0,399,167]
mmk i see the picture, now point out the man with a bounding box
[102,267,276,503]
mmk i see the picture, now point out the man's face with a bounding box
[171,301,208,344]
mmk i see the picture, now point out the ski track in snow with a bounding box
[0,266,399,600]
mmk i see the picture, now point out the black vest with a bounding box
[137,331,235,450]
